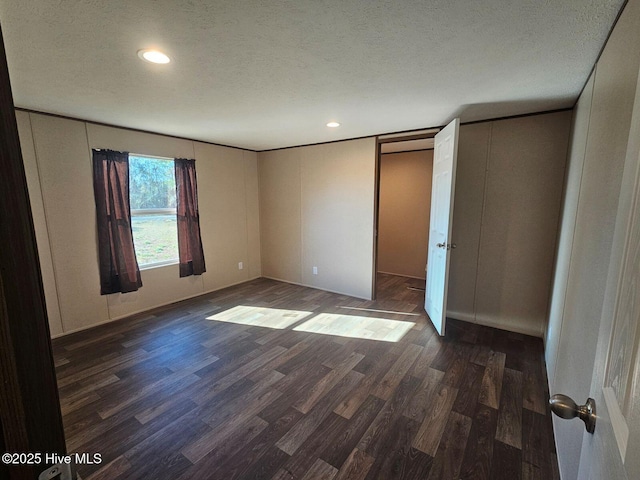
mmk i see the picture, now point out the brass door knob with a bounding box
[549,394,596,434]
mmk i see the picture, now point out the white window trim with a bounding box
[131,208,176,216]
[138,258,179,271]
[130,153,175,162]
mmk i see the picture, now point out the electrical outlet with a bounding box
[312,266,318,275]
[238,262,243,270]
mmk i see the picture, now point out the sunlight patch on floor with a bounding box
[207,306,313,329]
[293,313,415,342]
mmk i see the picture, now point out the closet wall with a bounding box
[447,111,572,337]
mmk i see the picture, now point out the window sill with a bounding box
[139,259,179,271]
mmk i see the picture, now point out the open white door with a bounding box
[425,118,459,336]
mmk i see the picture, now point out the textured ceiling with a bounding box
[0,1,625,151]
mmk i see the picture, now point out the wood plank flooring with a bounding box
[52,274,559,479]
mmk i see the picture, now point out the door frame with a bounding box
[0,23,67,479]
[371,128,440,299]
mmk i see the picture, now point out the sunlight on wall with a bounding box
[206,305,313,329]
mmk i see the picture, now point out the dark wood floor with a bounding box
[52,274,559,480]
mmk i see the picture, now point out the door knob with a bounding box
[549,394,596,434]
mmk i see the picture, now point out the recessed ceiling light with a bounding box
[326,121,340,128]
[137,49,171,64]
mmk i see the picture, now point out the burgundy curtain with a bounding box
[92,149,142,294]
[175,158,206,277]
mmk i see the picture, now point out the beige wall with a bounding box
[545,74,594,390]
[475,113,571,336]
[377,150,433,279]
[544,0,640,477]
[18,112,261,336]
[447,122,491,319]
[447,111,572,337]
[258,113,570,332]
[258,148,303,284]
[16,111,64,337]
[20,108,570,338]
[259,138,376,299]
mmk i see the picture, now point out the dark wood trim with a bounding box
[258,134,379,153]
[371,139,382,300]
[15,107,257,153]
[573,0,629,107]
[377,132,438,144]
[260,130,439,153]
[380,148,434,155]
[376,127,444,141]
[0,24,66,479]
[18,106,574,156]
[259,108,573,153]
[459,107,573,127]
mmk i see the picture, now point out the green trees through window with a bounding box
[129,155,176,210]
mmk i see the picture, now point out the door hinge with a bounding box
[38,462,77,480]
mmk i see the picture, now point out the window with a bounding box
[129,155,178,268]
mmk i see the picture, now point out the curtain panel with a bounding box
[92,149,142,294]
[174,158,206,277]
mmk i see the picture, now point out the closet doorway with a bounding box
[374,131,437,301]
